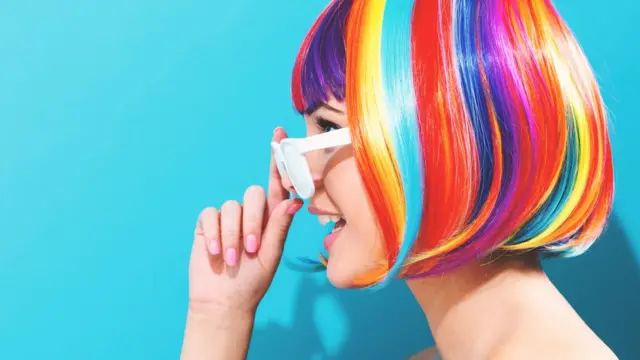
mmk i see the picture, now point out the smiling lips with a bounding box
[308,206,346,251]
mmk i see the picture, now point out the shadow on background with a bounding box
[545,212,640,359]
[248,279,430,360]
[249,211,639,359]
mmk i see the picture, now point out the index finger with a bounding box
[267,127,290,215]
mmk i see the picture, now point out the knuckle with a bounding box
[277,219,292,233]
[196,207,218,236]
[243,219,260,233]
[269,179,282,191]
[222,226,240,240]
[200,206,218,218]
[197,207,218,227]
[244,185,266,200]
[246,184,265,195]
[220,200,241,213]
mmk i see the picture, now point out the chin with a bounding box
[325,261,356,289]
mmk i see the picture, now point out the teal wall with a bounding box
[0,1,637,359]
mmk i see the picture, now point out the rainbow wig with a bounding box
[291,0,614,287]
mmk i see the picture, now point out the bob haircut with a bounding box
[291,0,614,288]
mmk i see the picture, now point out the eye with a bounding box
[315,117,341,133]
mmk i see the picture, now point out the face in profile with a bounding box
[285,0,614,289]
[280,97,385,288]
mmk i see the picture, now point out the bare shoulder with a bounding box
[491,332,618,360]
[408,346,439,360]
[492,344,618,360]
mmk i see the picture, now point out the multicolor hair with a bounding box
[291,0,614,288]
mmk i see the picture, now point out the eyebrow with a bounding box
[320,103,345,114]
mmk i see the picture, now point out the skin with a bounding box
[181,98,617,360]
[181,127,303,360]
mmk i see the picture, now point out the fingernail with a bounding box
[206,237,220,255]
[211,240,220,255]
[246,234,258,253]
[225,248,238,267]
[274,127,281,135]
[287,201,303,215]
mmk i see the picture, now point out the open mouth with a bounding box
[331,218,346,233]
[318,215,346,232]
[318,215,346,250]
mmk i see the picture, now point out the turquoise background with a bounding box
[0,0,638,359]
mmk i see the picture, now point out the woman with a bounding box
[181,0,616,359]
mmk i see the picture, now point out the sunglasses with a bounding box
[271,128,351,199]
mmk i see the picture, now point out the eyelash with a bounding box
[315,117,340,133]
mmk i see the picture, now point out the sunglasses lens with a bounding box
[281,142,314,198]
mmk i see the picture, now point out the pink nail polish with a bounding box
[206,237,219,255]
[210,239,220,255]
[225,248,238,267]
[246,234,258,253]
[287,202,303,215]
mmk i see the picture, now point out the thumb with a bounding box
[259,198,304,265]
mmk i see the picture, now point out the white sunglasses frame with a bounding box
[271,128,351,199]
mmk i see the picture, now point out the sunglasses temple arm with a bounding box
[296,129,351,153]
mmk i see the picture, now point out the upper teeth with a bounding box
[318,215,341,226]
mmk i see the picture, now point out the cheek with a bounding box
[330,159,375,236]
[325,157,366,214]
[324,158,386,287]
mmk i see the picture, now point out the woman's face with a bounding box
[281,97,386,288]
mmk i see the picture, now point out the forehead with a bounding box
[324,97,347,113]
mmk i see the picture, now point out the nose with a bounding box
[304,151,326,192]
[280,172,324,195]
[279,152,325,197]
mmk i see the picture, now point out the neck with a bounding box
[406,254,564,359]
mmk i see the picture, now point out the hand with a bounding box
[188,127,303,316]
